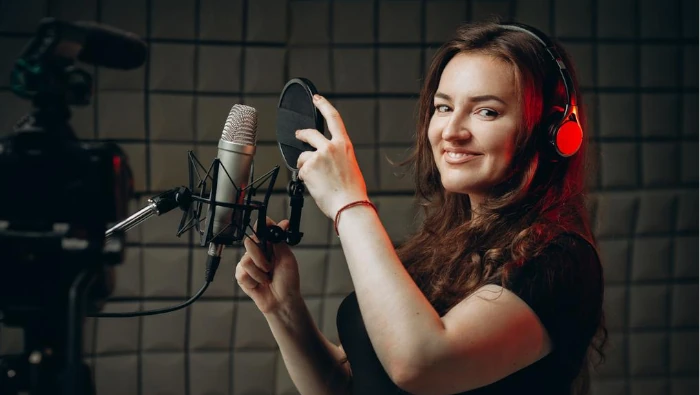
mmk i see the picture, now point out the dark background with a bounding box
[0,0,697,394]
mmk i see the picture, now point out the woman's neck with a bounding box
[467,194,485,219]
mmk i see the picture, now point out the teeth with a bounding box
[446,152,471,159]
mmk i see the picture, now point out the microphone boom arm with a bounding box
[104,152,306,246]
[104,186,192,240]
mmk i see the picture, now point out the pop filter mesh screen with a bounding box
[276,78,324,171]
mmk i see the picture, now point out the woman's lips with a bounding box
[443,151,481,164]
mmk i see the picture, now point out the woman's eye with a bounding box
[476,108,499,118]
[435,104,451,113]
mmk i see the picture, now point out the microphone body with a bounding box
[208,104,258,246]
[203,104,257,282]
[211,139,254,243]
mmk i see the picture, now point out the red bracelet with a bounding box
[333,200,378,236]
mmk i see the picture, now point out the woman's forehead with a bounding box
[437,52,517,102]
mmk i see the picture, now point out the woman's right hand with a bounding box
[235,217,301,314]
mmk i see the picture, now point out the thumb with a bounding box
[272,219,293,257]
[277,219,291,231]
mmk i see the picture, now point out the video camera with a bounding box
[0,18,144,395]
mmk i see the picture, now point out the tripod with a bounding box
[0,268,100,395]
[0,19,133,394]
[0,103,122,395]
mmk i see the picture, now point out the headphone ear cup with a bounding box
[543,111,583,158]
[540,111,564,158]
[552,118,583,157]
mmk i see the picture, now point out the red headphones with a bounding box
[500,23,584,158]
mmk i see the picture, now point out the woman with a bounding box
[235,21,606,395]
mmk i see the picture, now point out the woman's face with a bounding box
[428,52,523,205]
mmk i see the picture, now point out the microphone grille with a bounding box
[222,104,257,145]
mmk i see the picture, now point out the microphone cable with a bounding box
[88,282,210,318]
[87,256,217,318]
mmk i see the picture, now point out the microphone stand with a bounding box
[283,171,305,245]
[106,158,306,248]
[93,157,307,320]
[104,187,192,241]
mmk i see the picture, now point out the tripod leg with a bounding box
[65,269,98,395]
[0,356,20,395]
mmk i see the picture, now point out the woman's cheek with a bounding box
[427,120,442,146]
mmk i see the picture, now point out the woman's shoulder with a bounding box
[550,232,598,257]
[503,231,604,349]
[547,232,600,278]
[521,231,600,273]
[503,230,603,308]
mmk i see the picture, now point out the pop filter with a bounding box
[276,78,326,172]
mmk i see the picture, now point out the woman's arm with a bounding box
[295,95,552,394]
[264,296,352,395]
[235,218,351,395]
[336,207,551,394]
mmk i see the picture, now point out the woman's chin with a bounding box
[441,182,474,196]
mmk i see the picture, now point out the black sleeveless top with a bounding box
[336,235,603,395]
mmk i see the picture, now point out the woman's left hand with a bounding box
[295,94,369,219]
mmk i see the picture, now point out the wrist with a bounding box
[331,193,370,219]
[263,293,305,323]
[333,199,377,236]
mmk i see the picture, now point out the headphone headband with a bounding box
[498,22,582,158]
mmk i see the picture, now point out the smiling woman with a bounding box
[234,20,606,395]
[396,21,606,395]
[428,53,521,205]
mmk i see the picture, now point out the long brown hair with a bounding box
[396,21,606,394]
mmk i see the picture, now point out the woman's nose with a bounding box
[442,112,471,141]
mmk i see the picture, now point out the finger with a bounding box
[247,227,260,243]
[272,219,293,257]
[243,239,272,272]
[296,128,329,149]
[297,151,312,170]
[277,219,290,231]
[234,265,260,290]
[312,95,348,141]
[243,237,272,273]
[239,256,270,284]
[250,216,277,243]
[253,216,275,228]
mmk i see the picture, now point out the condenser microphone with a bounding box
[204,104,257,281]
[209,104,257,244]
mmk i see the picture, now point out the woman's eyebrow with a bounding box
[468,94,507,105]
[434,92,452,101]
[434,92,507,106]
